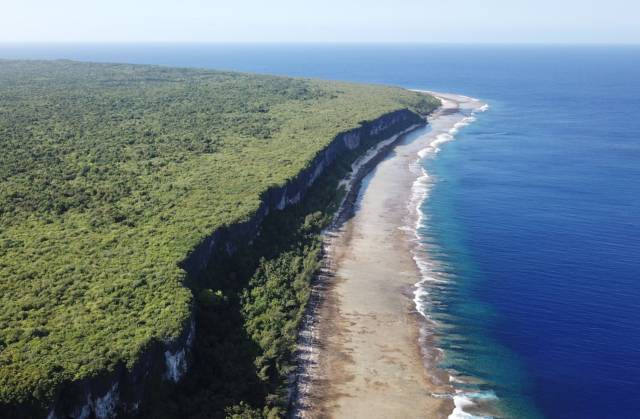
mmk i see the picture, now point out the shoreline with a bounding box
[407,92,492,419]
[291,92,488,418]
[288,122,425,417]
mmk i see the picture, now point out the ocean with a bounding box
[2,44,639,419]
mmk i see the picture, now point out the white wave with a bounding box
[449,116,477,135]
[418,117,477,157]
[431,133,455,153]
[449,391,498,419]
[417,147,431,159]
[449,374,465,384]
[449,395,486,419]
[450,395,478,419]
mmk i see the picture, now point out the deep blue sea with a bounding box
[2,44,639,418]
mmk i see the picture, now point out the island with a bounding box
[0,60,439,418]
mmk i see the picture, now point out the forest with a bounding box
[0,59,438,415]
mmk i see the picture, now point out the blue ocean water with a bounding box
[2,44,639,418]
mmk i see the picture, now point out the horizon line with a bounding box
[1,41,639,46]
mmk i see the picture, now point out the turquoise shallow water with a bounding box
[2,44,639,418]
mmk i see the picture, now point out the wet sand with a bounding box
[293,93,486,419]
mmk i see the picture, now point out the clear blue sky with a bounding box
[2,0,639,44]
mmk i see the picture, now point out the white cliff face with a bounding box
[162,279,194,385]
[342,132,360,150]
[92,383,119,419]
[307,159,326,187]
[164,348,187,383]
[277,188,287,210]
[63,383,119,419]
[288,192,301,205]
[186,318,196,348]
[368,116,395,136]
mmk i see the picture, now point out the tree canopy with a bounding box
[0,60,438,407]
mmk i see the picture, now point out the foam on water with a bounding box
[450,116,477,135]
[449,391,498,419]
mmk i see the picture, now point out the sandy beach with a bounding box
[292,93,487,419]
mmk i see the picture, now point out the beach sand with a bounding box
[292,93,487,419]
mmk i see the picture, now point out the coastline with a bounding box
[292,92,488,418]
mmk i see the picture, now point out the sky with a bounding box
[1,0,639,44]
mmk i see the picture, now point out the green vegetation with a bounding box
[0,59,438,410]
[140,105,414,418]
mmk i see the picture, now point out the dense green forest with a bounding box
[142,134,362,418]
[0,60,438,412]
